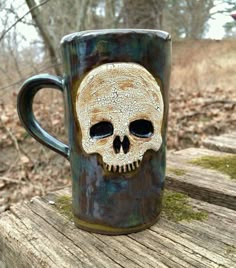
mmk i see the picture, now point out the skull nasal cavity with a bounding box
[113,136,130,154]
[122,136,130,154]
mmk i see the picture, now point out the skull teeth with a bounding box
[105,160,141,173]
[129,164,133,172]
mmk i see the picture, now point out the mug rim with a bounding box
[61,29,171,44]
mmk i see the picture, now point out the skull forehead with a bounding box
[77,63,163,120]
[88,90,158,116]
[78,63,160,98]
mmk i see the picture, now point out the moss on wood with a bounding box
[225,245,236,255]
[55,195,73,221]
[162,190,208,222]
[190,155,236,179]
[55,190,208,224]
[168,168,186,176]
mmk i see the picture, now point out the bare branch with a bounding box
[77,0,91,30]
[25,0,61,75]
[0,176,26,184]
[0,62,62,91]
[0,0,50,42]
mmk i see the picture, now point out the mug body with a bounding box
[61,29,171,234]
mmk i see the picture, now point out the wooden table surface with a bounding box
[203,132,236,154]
[0,187,235,268]
[166,147,236,210]
[0,132,235,268]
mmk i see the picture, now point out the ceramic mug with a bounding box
[17,29,171,235]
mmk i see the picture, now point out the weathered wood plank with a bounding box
[202,132,236,154]
[166,148,236,210]
[0,188,235,268]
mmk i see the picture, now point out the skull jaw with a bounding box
[104,159,142,173]
[99,148,144,174]
[101,137,163,174]
[83,137,163,175]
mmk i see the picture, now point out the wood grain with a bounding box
[202,132,236,154]
[166,148,236,210]
[0,188,235,268]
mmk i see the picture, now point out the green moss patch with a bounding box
[55,195,73,221]
[190,155,236,179]
[168,168,186,176]
[225,245,236,255]
[55,191,208,224]
[163,190,208,222]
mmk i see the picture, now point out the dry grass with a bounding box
[171,39,236,91]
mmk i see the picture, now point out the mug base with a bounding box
[73,213,161,235]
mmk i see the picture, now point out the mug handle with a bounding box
[17,74,70,159]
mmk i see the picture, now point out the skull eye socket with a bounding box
[90,121,113,139]
[129,119,154,138]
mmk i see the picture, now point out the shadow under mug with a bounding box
[17,29,171,235]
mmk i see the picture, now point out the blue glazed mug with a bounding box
[17,29,171,234]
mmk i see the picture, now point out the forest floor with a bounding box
[0,39,236,212]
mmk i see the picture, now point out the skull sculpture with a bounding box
[76,63,164,173]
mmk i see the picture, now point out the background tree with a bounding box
[122,0,165,29]
[25,0,92,75]
[23,0,217,75]
[24,0,125,75]
[222,0,236,38]
[0,0,42,92]
[0,0,235,84]
[164,0,214,39]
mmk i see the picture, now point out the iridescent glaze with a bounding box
[17,29,171,234]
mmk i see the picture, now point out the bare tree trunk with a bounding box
[123,0,165,29]
[164,0,214,39]
[187,0,214,39]
[77,0,91,30]
[25,0,61,75]
[105,0,116,28]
